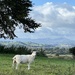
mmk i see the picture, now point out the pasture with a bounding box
[0,54,75,75]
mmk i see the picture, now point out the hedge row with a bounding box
[0,45,47,57]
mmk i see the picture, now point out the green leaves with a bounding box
[0,0,41,39]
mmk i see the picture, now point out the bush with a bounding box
[55,53,59,56]
[0,45,47,57]
[69,47,75,59]
[0,45,5,53]
[37,48,47,57]
[0,45,32,54]
[14,46,32,54]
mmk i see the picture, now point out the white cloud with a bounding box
[73,6,75,9]
[15,2,75,40]
[29,2,75,39]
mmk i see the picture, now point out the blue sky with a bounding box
[31,0,75,6]
[0,0,75,43]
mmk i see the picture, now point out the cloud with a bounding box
[15,2,75,40]
[29,2,75,39]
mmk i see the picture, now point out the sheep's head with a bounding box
[32,51,36,56]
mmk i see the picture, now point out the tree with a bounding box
[0,0,41,39]
[69,47,75,59]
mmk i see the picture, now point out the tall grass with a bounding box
[0,54,75,75]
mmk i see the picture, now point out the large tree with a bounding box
[0,0,41,39]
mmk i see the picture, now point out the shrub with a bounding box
[69,47,75,59]
[0,45,47,57]
[55,53,59,56]
[0,45,5,53]
[37,48,47,57]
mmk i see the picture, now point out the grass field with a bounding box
[0,54,75,75]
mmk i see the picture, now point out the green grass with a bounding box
[0,54,75,75]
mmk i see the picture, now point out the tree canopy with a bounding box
[0,0,41,39]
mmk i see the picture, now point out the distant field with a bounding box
[0,54,75,75]
[47,54,73,59]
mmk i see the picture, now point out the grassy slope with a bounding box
[0,54,75,75]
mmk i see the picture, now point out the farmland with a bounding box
[0,54,75,75]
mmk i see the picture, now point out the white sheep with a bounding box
[12,51,36,70]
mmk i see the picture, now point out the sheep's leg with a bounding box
[16,63,19,70]
[28,63,30,70]
[12,60,15,68]
[12,63,14,68]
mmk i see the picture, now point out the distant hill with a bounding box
[12,38,75,46]
[0,41,53,49]
[0,37,75,47]
[0,41,73,54]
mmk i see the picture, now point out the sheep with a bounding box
[12,51,36,70]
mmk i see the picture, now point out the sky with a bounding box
[1,0,75,42]
[31,0,75,6]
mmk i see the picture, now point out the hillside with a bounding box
[0,41,72,54]
[0,41,53,49]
